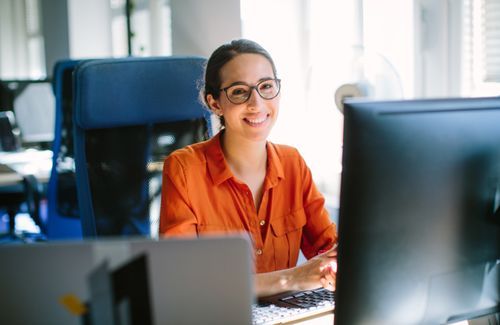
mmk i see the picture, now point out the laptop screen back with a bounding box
[0,236,254,324]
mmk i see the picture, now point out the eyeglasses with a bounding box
[220,78,281,104]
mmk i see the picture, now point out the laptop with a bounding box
[0,235,254,325]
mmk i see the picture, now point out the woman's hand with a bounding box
[318,247,338,291]
[254,244,338,297]
[289,245,338,292]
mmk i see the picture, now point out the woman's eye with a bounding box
[231,88,247,96]
[260,82,274,91]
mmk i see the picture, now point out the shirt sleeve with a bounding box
[297,153,338,259]
[158,154,198,237]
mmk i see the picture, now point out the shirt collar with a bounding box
[206,132,233,186]
[205,131,285,187]
[265,140,285,187]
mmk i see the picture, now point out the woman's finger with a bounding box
[320,275,335,291]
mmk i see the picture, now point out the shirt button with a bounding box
[259,220,266,226]
[256,249,263,255]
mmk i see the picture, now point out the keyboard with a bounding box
[252,288,335,324]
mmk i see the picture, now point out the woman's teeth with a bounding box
[246,116,267,124]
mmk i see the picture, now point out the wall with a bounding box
[40,0,70,78]
[170,0,242,57]
[67,0,113,58]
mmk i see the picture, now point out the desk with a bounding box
[0,149,52,241]
[0,149,52,184]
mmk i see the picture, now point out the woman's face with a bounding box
[207,53,280,143]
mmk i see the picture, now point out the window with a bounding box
[463,0,500,96]
[109,0,172,57]
[0,0,45,79]
[241,0,413,208]
[25,0,45,78]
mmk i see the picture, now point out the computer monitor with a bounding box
[335,97,500,324]
[1,80,55,148]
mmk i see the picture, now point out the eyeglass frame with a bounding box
[219,78,281,104]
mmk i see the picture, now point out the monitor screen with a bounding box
[335,97,500,324]
[2,80,55,147]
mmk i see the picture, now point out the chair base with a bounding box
[0,211,46,244]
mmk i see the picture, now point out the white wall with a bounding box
[364,0,414,98]
[68,0,113,58]
[40,0,70,78]
[170,0,242,57]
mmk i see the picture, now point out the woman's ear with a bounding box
[206,94,223,116]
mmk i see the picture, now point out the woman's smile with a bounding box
[244,113,270,127]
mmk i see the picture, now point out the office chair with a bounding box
[46,59,85,239]
[73,56,212,238]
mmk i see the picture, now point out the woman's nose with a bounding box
[246,88,263,109]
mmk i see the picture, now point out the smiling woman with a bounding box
[159,39,338,298]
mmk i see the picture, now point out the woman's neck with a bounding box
[220,131,267,175]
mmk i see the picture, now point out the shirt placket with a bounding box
[237,182,265,259]
[255,178,277,267]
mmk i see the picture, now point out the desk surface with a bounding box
[0,149,52,186]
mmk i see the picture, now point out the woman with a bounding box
[159,39,338,297]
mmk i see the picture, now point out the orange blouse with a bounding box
[159,132,337,273]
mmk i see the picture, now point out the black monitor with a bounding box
[335,97,500,324]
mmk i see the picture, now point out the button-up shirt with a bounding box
[159,132,337,273]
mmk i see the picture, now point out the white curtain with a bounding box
[483,0,500,82]
[462,0,500,95]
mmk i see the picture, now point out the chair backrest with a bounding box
[46,59,84,239]
[73,56,212,238]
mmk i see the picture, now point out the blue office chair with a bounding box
[73,56,212,238]
[46,59,84,239]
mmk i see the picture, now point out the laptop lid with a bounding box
[0,235,254,324]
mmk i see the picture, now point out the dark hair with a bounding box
[200,39,278,127]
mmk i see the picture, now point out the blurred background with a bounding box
[1,0,499,210]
